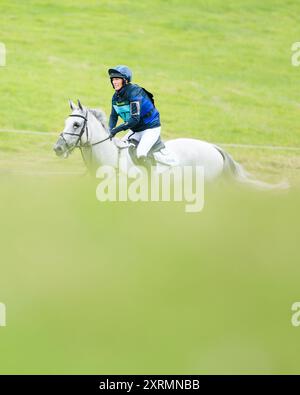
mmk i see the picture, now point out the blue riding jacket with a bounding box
[109,83,161,135]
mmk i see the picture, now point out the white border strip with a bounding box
[0,169,85,176]
[8,171,85,176]
[0,128,57,136]
[1,129,300,151]
[216,143,300,151]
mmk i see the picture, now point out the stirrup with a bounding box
[138,155,155,170]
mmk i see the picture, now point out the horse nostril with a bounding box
[54,145,63,156]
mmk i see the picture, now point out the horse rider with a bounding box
[108,65,161,168]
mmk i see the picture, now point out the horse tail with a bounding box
[214,145,289,190]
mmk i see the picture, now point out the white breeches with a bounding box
[122,127,161,158]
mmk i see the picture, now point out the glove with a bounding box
[109,129,117,139]
[109,128,118,139]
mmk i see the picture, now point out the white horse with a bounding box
[53,100,288,189]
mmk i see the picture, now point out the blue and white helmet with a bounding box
[108,65,132,82]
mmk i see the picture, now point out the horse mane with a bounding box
[88,108,108,131]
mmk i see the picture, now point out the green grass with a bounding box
[1,0,300,145]
[0,0,300,374]
[0,177,300,374]
[1,0,300,183]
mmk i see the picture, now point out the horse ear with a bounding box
[69,99,76,110]
[77,99,83,110]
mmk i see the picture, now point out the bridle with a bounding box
[59,111,111,155]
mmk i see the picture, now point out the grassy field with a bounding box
[0,0,300,374]
[1,0,300,183]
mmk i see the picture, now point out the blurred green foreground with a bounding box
[0,175,299,374]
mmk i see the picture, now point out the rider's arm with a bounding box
[109,105,118,131]
[110,99,141,135]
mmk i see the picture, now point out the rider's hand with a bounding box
[109,128,117,140]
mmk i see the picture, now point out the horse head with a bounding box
[53,99,88,158]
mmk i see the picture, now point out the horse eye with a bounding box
[74,122,80,128]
